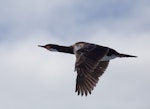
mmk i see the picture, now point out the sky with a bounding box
[0,0,150,109]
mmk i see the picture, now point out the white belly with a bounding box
[101,55,117,61]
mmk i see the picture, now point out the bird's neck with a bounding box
[54,45,74,54]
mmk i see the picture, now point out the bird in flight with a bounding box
[38,42,137,96]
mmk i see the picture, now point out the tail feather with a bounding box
[119,54,137,58]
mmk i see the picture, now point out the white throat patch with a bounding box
[49,48,58,52]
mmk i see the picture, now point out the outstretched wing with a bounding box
[75,44,109,96]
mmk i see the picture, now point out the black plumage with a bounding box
[38,42,137,96]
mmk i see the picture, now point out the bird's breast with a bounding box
[73,45,82,53]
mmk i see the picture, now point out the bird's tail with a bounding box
[118,53,137,58]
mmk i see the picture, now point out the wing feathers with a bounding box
[75,44,110,96]
[75,61,109,96]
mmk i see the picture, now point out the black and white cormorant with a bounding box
[38,42,137,96]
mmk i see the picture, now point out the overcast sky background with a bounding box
[0,0,150,109]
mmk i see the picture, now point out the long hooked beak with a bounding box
[38,45,45,48]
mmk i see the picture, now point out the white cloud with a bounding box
[1,0,150,42]
[0,0,150,109]
[0,31,150,109]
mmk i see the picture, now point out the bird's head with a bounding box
[38,44,58,52]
